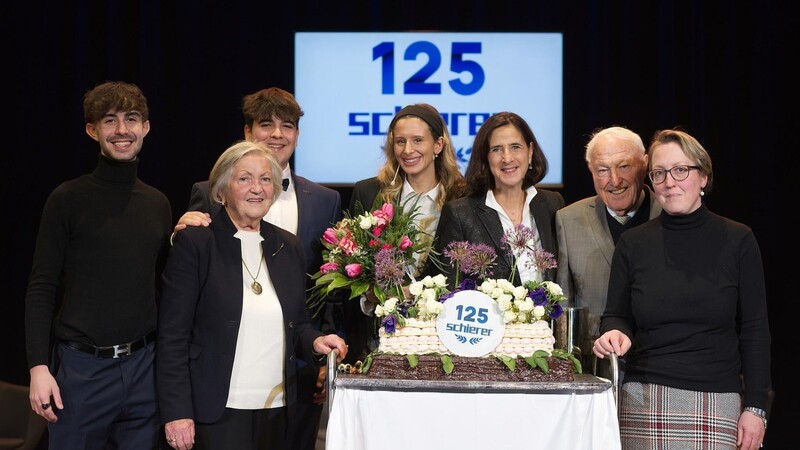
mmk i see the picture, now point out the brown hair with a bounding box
[241,87,303,129]
[83,81,148,124]
[465,112,548,195]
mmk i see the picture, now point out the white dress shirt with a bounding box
[485,186,543,283]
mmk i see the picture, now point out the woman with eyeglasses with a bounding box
[592,128,771,450]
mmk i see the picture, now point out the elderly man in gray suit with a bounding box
[555,126,661,373]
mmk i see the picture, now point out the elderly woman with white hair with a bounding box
[156,140,347,450]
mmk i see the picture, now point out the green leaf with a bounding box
[349,281,370,298]
[498,355,516,371]
[441,355,454,374]
[532,349,549,358]
[534,357,550,373]
[407,354,419,368]
[549,349,583,374]
[571,356,583,374]
[373,285,387,303]
[362,354,373,372]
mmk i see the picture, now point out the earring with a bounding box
[434,152,439,159]
[528,162,533,170]
[700,189,705,197]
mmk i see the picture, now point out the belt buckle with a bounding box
[112,343,133,358]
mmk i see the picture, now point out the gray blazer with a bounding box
[554,188,661,353]
[432,188,564,287]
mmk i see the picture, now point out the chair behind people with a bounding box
[0,380,47,450]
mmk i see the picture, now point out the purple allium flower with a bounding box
[501,224,538,257]
[462,243,497,279]
[532,247,558,272]
[443,241,472,271]
[373,248,406,290]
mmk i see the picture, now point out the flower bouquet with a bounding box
[307,200,431,318]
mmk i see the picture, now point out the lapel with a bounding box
[472,195,514,270]
[291,174,319,261]
[589,196,616,266]
[529,193,554,253]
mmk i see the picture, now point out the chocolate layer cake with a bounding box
[365,354,574,382]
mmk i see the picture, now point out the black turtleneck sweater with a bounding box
[25,154,172,368]
[600,204,771,410]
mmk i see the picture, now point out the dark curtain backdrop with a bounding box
[3,1,795,446]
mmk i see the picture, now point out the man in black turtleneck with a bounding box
[24,81,172,449]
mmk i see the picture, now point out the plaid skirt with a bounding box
[620,382,741,450]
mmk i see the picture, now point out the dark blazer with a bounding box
[187,174,342,300]
[156,210,323,425]
[348,177,384,213]
[433,188,565,286]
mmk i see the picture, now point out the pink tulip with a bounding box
[345,263,362,277]
[322,228,338,244]
[320,262,339,274]
[340,236,358,255]
[399,235,413,250]
[372,203,394,227]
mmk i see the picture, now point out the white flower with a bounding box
[503,310,517,323]
[432,274,447,287]
[479,279,497,292]
[421,275,435,287]
[490,287,505,299]
[532,304,546,320]
[426,299,444,315]
[496,279,515,292]
[496,293,513,305]
[517,297,534,312]
[421,288,437,302]
[358,215,374,230]
[543,280,562,296]
[375,304,386,316]
[512,285,528,299]
[384,297,398,311]
[408,280,424,296]
[496,297,512,311]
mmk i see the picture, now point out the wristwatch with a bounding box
[744,407,767,429]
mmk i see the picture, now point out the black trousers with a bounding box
[194,407,286,450]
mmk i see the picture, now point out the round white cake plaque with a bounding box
[436,290,505,357]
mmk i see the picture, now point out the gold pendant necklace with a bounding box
[242,248,264,295]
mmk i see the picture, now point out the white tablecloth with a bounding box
[326,379,620,450]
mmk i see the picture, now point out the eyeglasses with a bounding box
[648,165,700,184]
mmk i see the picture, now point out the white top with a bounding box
[264,166,298,235]
[400,179,441,278]
[485,185,543,283]
[227,230,286,409]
